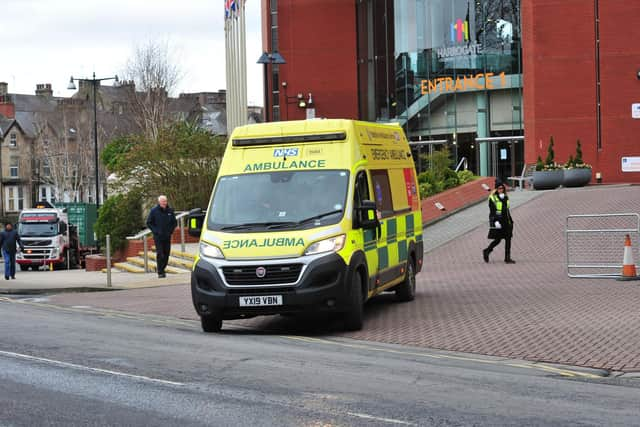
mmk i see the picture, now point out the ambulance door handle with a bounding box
[376,220,382,241]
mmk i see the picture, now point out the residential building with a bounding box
[0,80,264,217]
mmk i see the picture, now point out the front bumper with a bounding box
[17,248,63,265]
[191,252,350,320]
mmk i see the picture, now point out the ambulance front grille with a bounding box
[222,264,303,286]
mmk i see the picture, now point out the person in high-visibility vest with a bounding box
[482,182,515,264]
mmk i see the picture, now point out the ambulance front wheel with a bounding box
[343,270,364,331]
[20,265,29,272]
[201,314,223,333]
[395,258,416,302]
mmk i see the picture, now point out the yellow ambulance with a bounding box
[189,119,423,332]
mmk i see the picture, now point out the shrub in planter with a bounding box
[533,136,563,190]
[457,170,475,184]
[563,139,592,187]
[94,191,144,255]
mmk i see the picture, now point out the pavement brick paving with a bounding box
[48,185,640,372]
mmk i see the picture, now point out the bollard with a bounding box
[143,237,149,273]
[180,216,186,254]
[106,234,112,288]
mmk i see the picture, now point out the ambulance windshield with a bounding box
[209,170,349,231]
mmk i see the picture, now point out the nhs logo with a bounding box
[273,148,299,157]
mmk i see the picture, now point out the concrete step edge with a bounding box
[131,255,192,270]
[113,262,145,273]
[125,257,189,274]
[140,250,196,261]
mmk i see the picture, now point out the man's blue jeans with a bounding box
[3,249,16,279]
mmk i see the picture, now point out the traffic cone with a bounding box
[617,234,639,281]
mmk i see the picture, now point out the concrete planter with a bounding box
[532,169,563,190]
[562,168,592,187]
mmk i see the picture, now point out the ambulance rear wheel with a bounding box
[201,315,223,333]
[343,270,364,331]
[396,258,416,302]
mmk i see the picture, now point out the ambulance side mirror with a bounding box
[357,200,379,230]
[187,208,206,238]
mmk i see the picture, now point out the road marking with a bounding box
[0,349,184,386]
[347,412,414,425]
[282,336,603,379]
[0,297,604,379]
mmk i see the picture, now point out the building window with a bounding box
[270,0,279,51]
[10,157,19,178]
[272,64,280,121]
[9,133,17,147]
[42,159,51,177]
[39,185,55,203]
[5,186,24,212]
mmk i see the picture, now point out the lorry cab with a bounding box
[16,201,77,270]
[190,119,423,332]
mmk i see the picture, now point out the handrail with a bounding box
[455,157,468,172]
[126,211,190,240]
[126,211,191,273]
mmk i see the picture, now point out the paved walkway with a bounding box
[21,186,640,372]
[0,243,197,294]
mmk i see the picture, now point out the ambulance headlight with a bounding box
[51,248,59,257]
[199,242,224,259]
[305,235,346,256]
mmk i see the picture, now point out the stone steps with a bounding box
[104,249,194,274]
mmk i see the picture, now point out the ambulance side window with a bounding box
[370,170,394,218]
[354,171,370,208]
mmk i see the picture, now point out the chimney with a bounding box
[0,82,15,118]
[36,83,54,97]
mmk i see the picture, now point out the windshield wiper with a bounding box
[220,221,295,231]
[267,210,344,229]
[297,209,343,224]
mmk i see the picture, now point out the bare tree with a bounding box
[33,103,97,203]
[122,39,183,142]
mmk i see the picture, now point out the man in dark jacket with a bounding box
[482,182,515,264]
[146,195,177,278]
[0,223,25,280]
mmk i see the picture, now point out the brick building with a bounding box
[260,0,640,184]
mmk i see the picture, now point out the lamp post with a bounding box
[67,72,118,251]
[257,52,286,122]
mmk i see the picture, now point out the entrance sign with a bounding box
[421,72,507,95]
[632,103,640,119]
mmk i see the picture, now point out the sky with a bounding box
[0,0,264,106]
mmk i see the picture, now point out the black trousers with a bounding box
[486,236,512,260]
[154,238,171,275]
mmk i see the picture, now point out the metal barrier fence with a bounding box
[566,213,640,278]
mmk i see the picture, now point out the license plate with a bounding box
[239,295,283,307]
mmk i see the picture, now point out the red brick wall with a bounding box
[85,255,106,272]
[522,0,640,183]
[122,227,198,258]
[264,0,359,121]
[598,1,640,183]
[421,177,495,225]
